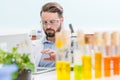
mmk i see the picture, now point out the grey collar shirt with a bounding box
[32,37,55,68]
[39,37,55,67]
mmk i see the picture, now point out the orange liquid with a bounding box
[95,52,102,78]
[104,56,111,77]
[112,56,120,75]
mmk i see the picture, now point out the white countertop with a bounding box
[32,70,120,80]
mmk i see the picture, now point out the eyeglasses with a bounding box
[41,19,60,26]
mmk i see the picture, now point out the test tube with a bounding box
[111,32,120,75]
[102,32,111,77]
[55,31,64,80]
[73,31,85,80]
[55,29,71,80]
[94,32,103,78]
[82,37,92,79]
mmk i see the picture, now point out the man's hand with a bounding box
[41,49,56,61]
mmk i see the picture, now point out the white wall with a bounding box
[0,0,120,33]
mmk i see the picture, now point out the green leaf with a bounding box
[12,47,18,53]
[12,71,19,80]
[26,62,35,72]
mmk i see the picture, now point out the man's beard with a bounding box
[45,29,55,37]
[45,25,61,37]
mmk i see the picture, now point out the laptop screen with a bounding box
[0,33,32,54]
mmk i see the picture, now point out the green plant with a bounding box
[0,47,35,79]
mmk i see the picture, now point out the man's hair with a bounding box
[40,2,63,18]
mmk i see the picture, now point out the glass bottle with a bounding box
[74,31,84,80]
[82,37,92,80]
[102,32,111,77]
[111,32,120,75]
[94,32,103,78]
[55,29,71,80]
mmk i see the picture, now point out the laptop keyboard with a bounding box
[33,67,55,74]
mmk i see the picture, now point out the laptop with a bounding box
[0,33,55,74]
[0,33,32,54]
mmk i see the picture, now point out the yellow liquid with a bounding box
[63,62,70,80]
[82,55,92,79]
[95,52,102,78]
[74,65,82,80]
[56,61,70,80]
[56,61,63,80]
